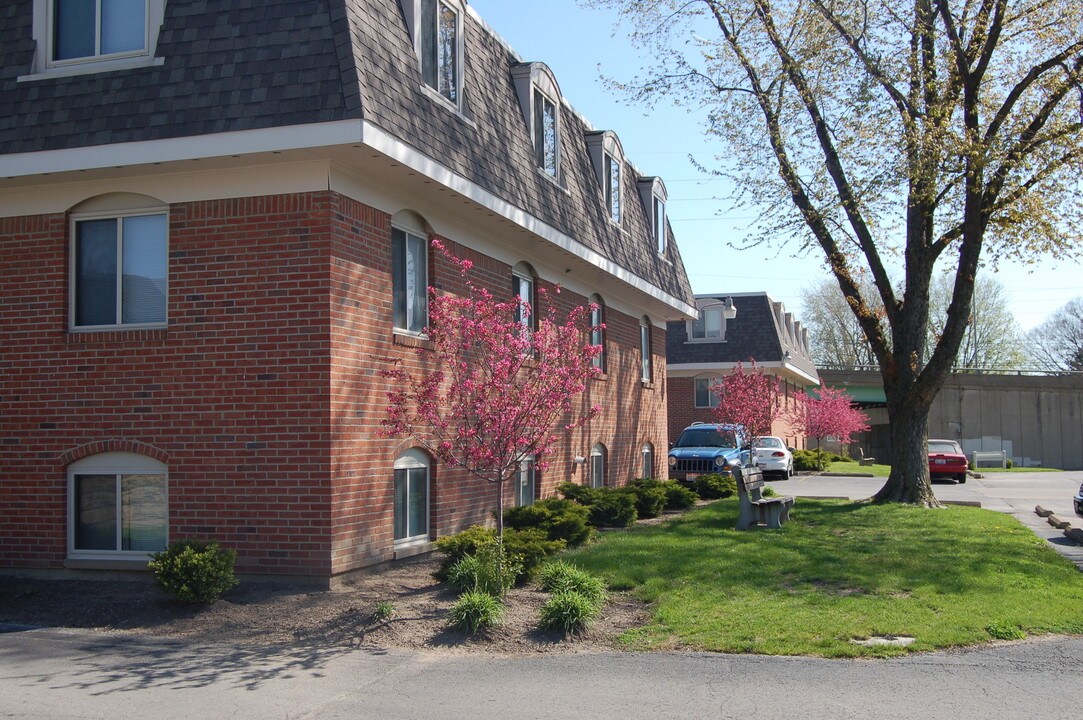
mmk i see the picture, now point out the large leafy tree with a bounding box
[710,360,783,446]
[381,241,601,537]
[593,0,1083,505]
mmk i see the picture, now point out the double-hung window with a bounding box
[50,0,149,64]
[68,452,167,558]
[512,266,535,346]
[394,450,430,544]
[641,443,654,480]
[640,317,653,383]
[690,306,723,341]
[71,211,167,330]
[515,456,535,507]
[419,0,459,104]
[604,153,621,223]
[695,377,721,408]
[590,443,606,488]
[392,227,429,334]
[533,88,558,177]
[653,195,666,254]
[590,294,606,372]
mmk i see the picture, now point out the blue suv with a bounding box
[668,422,750,482]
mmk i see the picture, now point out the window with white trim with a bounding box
[590,443,606,488]
[71,209,168,330]
[604,152,621,223]
[690,306,724,341]
[512,263,536,346]
[420,0,460,103]
[533,88,558,177]
[653,195,666,254]
[590,294,606,372]
[68,452,167,557]
[640,316,653,383]
[641,442,654,480]
[392,227,429,334]
[695,377,721,408]
[394,449,430,544]
[515,455,535,506]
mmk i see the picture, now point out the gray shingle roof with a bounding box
[666,293,819,383]
[0,0,692,305]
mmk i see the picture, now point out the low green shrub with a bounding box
[985,621,1026,641]
[760,485,779,498]
[148,539,238,604]
[622,483,667,519]
[588,490,638,527]
[1005,458,1014,469]
[502,527,566,581]
[694,473,737,499]
[448,591,504,634]
[445,542,520,597]
[663,482,699,510]
[434,525,497,581]
[792,449,821,471]
[538,591,601,634]
[539,561,607,605]
[503,498,593,547]
[556,481,601,506]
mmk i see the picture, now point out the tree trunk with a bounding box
[871,402,941,506]
[496,476,505,540]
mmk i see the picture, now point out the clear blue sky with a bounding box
[468,0,1081,332]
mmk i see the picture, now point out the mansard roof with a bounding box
[0,0,692,308]
[666,293,820,385]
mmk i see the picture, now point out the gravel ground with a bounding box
[0,552,651,655]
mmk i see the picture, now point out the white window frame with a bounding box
[640,316,653,383]
[590,443,606,489]
[391,225,429,335]
[533,86,560,178]
[69,206,169,332]
[512,262,536,347]
[688,305,726,342]
[415,0,465,109]
[24,0,167,80]
[641,442,654,480]
[653,195,667,255]
[67,452,168,560]
[393,449,431,547]
[590,294,606,373]
[604,152,621,224]
[694,376,721,408]
[515,455,536,507]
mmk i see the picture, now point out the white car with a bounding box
[753,436,794,479]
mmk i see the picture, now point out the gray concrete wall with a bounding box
[819,370,1083,470]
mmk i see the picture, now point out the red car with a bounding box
[928,439,968,483]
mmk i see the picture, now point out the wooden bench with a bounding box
[734,466,794,530]
[857,447,876,466]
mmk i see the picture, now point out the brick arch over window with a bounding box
[59,439,171,467]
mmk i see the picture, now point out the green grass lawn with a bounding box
[567,499,1083,657]
[823,460,892,476]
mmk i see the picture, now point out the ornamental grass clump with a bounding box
[448,591,505,634]
[539,561,607,605]
[148,539,238,604]
[538,591,602,635]
[445,542,520,597]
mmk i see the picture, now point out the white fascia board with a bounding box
[0,120,364,177]
[668,361,820,386]
[360,121,696,319]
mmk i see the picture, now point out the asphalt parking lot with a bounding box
[767,470,1083,569]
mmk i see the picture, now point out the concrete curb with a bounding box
[943,500,982,508]
[819,472,876,478]
[1065,527,1083,543]
[1035,505,1053,517]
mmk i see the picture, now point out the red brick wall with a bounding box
[327,197,670,575]
[0,194,334,576]
[1,190,672,579]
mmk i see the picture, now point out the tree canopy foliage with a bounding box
[593,0,1083,504]
[1026,296,1083,371]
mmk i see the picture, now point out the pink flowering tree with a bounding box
[788,387,871,469]
[710,360,783,465]
[381,240,601,538]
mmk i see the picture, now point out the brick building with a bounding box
[666,293,819,449]
[0,0,695,583]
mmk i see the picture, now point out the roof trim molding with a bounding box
[668,361,821,386]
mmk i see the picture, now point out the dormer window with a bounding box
[586,131,625,226]
[26,0,166,78]
[402,0,465,108]
[653,196,666,254]
[686,298,736,343]
[534,88,558,176]
[605,153,621,223]
[637,177,668,255]
[512,63,563,182]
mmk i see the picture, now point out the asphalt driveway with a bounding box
[768,470,1083,569]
